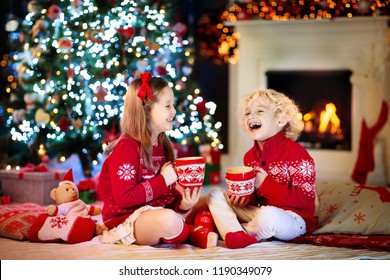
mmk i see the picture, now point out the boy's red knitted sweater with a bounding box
[99,136,182,229]
[244,131,317,233]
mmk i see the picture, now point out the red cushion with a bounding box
[0,203,45,240]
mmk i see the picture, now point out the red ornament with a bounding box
[47,4,61,20]
[59,116,70,132]
[117,27,136,42]
[68,68,74,79]
[196,100,207,116]
[157,65,167,76]
[58,38,73,53]
[172,22,187,36]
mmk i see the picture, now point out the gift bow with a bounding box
[18,163,60,180]
[78,179,97,191]
[137,72,154,102]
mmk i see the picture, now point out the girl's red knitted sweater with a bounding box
[99,136,182,229]
[244,131,318,233]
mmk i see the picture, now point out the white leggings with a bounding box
[206,187,306,241]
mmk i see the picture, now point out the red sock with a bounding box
[162,221,190,244]
[189,226,218,249]
[225,231,257,249]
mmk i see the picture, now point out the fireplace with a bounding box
[223,17,390,185]
[266,70,352,150]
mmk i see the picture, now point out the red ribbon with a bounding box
[18,163,60,180]
[137,72,154,102]
[78,179,96,191]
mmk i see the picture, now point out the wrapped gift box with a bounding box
[0,169,67,205]
[78,179,98,203]
[79,190,97,204]
[204,164,221,185]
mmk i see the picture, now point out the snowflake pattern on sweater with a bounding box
[99,136,181,229]
[244,131,317,232]
[117,164,136,180]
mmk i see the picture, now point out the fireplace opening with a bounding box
[266,70,352,150]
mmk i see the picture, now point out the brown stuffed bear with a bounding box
[46,168,106,235]
[27,168,107,243]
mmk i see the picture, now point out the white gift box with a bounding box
[0,169,67,205]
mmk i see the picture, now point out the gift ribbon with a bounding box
[18,163,60,180]
[77,179,96,191]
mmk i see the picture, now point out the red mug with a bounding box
[225,166,255,198]
[174,156,206,189]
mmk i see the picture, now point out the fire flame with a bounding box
[319,103,340,134]
[302,102,343,139]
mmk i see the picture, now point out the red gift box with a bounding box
[78,179,97,203]
[1,195,11,204]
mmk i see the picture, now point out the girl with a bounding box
[207,89,317,249]
[99,72,217,248]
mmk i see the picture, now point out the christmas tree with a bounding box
[1,0,223,177]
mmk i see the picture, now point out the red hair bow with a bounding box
[137,72,154,102]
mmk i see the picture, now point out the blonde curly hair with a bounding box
[236,88,303,141]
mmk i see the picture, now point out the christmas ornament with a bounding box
[59,117,70,132]
[68,68,74,80]
[85,29,103,44]
[47,4,62,20]
[94,86,107,102]
[57,38,73,53]
[156,60,167,76]
[172,22,187,37]
[145,39,160,51]
[117,27,136,42]
[195,100,207,116]
[73,118,83,129]
[35,108,50,124]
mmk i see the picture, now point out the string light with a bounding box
[218,1,389,63]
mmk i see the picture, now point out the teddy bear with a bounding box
[46,168,107,235]
[28,168,107,243]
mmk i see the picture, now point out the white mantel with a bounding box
[222,17,390,185]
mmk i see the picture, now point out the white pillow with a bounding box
[314,181,390,235]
